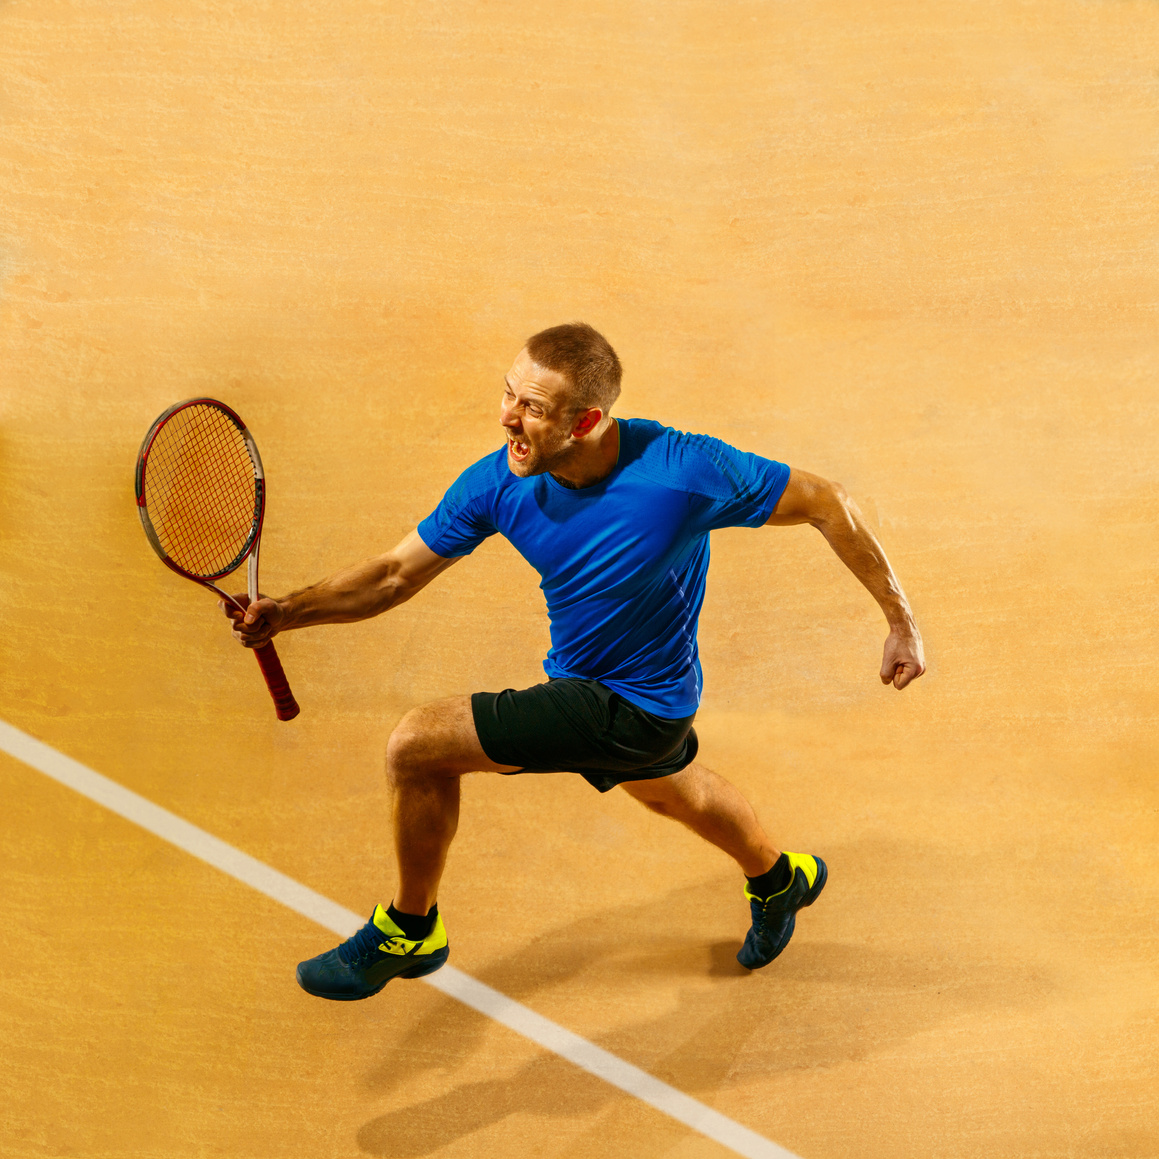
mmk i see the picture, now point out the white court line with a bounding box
[0,719,802,1159]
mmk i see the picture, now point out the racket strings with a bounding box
[144,405,260,578]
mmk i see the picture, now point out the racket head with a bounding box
[135,398,266,582]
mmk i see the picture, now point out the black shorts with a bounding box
[471,678,699,793]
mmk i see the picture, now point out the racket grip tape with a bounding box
[253,641,301,721]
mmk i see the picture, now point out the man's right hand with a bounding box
[220,594,285,649]
[214,530,459,644]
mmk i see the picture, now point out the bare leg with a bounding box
[619,761,779,877]
[385,696,519,914]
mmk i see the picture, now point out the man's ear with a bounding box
[571,407,604,438]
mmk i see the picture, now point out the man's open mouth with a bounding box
[508,439,530,462]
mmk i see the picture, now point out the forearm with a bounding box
[277,555,415,630]
[813,488,917,632]
[768,469,923,687]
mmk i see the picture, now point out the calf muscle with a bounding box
[620,762,779,878]
[387,696,518,914]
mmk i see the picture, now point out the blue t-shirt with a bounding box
[417,418,790,717]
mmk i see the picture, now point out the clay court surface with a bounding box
[2,2,1158,1156]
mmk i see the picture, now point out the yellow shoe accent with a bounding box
[371,902,403,936]
[786,852,819,889]
[743,852,819,901]
[738,852,827,969]
[370,904,449,956]
[419,914,448,956]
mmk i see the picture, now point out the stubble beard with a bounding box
[505,427,575,478]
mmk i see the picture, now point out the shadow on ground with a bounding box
[353,838,1052,1155]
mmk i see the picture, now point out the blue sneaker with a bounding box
[296,904,449,1000]
[737,852,827,970]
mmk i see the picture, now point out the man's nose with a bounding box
[500,405,520,429]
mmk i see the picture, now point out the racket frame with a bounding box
[135,397,299,720]
[135,397,266,596]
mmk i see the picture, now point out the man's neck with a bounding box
[549,418,620,489]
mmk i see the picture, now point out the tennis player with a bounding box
[224,323,925,1001]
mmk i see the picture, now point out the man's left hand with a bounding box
[881,628,925,690]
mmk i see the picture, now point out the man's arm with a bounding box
[767,468,925,689]
[221,530,459,649]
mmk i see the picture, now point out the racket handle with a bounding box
[253,641,300,721]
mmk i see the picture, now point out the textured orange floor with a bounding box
[2,2,1158,1156]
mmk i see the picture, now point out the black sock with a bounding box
[387,902,437,940]
[746,853,792,898]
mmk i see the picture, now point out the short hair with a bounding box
[525,322,622,414]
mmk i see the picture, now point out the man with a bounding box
[225,322,925,1002]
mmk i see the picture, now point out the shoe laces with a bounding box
[337,920,385,966]
[752,876,795,921]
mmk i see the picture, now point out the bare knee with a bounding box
[636,795,672,817]
[386,706,446,787]
[622,769,705,817]
[386,697,483,789]
[627,785,696,822]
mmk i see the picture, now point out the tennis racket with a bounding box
[135,398,300,721]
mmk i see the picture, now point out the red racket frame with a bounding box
[136,398,300,721]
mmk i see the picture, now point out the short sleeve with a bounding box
[680,432,791,532]
[416,457,501,558]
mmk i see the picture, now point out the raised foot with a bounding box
[737,852,827,971]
